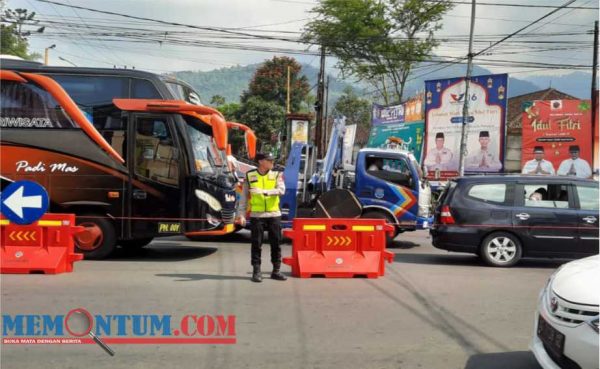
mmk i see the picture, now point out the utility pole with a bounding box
[286,65,291,114]
[323,75,331,152]
[458,0,477,176]
[591,20,598,173]
[315,45,326,158]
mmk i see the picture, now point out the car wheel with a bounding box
[480,232,522,267]
[361,211,397,246]
[74,215,117,260]
[119,238,153,249]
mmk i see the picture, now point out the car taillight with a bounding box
[440,205,455,224]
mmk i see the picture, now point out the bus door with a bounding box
[127,113,184,237]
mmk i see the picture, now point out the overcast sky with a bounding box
[4,0,598,78]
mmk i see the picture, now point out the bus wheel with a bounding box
[360,211,398,246]
[74,215,116,260]
[119,238,153,249]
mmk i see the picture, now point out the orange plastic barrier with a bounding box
[282,218,395,278]
[0,214,84,274]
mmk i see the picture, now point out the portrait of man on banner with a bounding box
[291,119,308,144]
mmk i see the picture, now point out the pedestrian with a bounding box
[235,152,287,283]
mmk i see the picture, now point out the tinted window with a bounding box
[50,75,128,107]
[135,117,179,186]
[468,183,506,203]
[0,80,78,128]
[524,184,571,209]
[131,78,161,99]
[576,185,599,211]
[49,75,129,131]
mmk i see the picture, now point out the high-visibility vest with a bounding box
[247,170,280,212]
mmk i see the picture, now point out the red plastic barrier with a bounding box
[282,218,395,278]
[0,213,84,274]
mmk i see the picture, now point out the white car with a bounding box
[531,255,599,369]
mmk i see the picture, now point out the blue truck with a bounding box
[280,117,433,245]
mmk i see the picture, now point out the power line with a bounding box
[473,0,577,57]
[32,0,310,44]
[426,1,597,10]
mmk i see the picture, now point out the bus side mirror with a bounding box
[245,130,257,160]
[210,114,228,150]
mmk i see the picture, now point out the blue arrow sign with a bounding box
[0,180,49,225]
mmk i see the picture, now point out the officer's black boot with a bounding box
[251,264,262,283]
[271,264,287,281]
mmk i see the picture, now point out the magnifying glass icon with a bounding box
[65,308,115,356]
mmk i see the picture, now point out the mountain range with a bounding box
[174,62,593,107]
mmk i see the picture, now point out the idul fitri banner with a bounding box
[367,122,425,162]
[424,74,508,179]
[521,99,593,178]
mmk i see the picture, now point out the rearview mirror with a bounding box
[210,114,228,150]
[245,130,257,160]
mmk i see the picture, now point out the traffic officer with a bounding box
[235,152,287,283]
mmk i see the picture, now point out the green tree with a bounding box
[303,0,452,104]
[218,102,241,121]
[237,96,286,153]
[210,94,226,106]
[334,87,372,145]
[1,6,42,60]
[242,56,310,112]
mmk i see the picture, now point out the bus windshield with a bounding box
[184,116,228,175]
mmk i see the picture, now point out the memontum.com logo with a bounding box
[2,308,236,355]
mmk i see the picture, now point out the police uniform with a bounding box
[237,153,286,282]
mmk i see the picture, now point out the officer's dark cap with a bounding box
[255,152,274,162]
[479,131,490,138]
[569,145,580,153]
[533,146,544,154]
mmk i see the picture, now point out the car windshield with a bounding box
[183,116,228,176]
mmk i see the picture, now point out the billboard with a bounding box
[367,121,425,162]
[521,99,592,178]
[424,74,508,179]
[404,94,424,123]
[291,119,308,144]
[372,103,404,126]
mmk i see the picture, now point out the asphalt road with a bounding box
[1,230,569,369]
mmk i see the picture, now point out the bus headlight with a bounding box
[195,190,222,212]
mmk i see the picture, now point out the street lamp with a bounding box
[44,44,56,65]
[58,56,77,67]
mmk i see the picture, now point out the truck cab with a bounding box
[355,148,432,233]
[281,118,432,244]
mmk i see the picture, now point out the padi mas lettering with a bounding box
[15,161,79,173]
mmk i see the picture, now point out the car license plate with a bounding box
[537,315,565,357]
